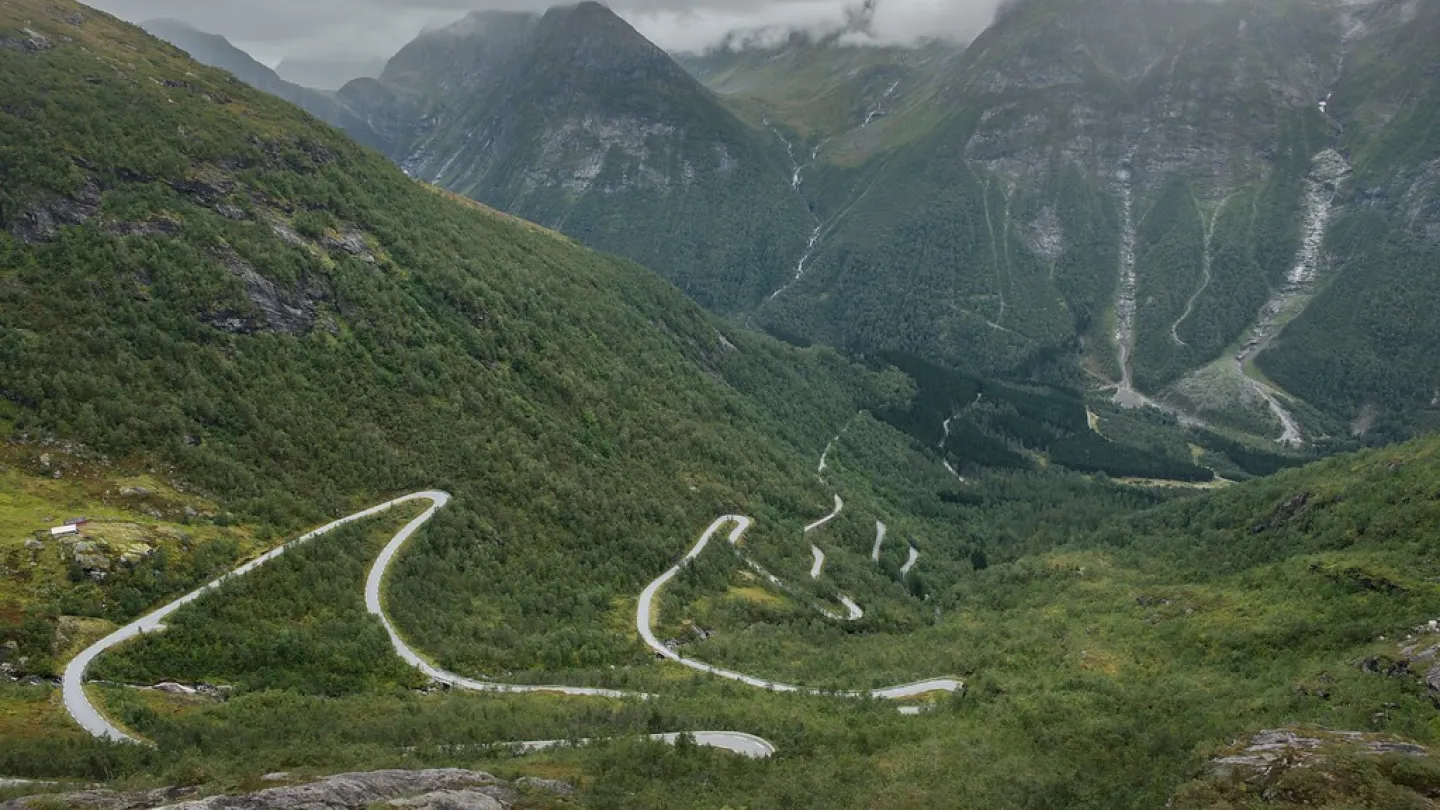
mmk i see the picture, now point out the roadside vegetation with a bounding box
[4,3,1440,809]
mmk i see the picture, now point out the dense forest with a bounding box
[4,2,1440,810]
[9,430,1440,810]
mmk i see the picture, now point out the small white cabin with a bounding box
[49,524,79,538]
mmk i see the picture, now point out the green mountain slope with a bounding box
[740,0,1440,448]
[135,19,381,149]
[138,0,1440,448]
[9,5,1440,808]
[1256,0,1440,442]
[0,0,917,681]
[332,3,813,314]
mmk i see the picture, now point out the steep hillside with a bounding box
[750,0,1440,448]
[9,5,1440,808]
[136,21,367,142]
[135,0,1440,448]
[1256,0,1440,442]
[332,3,814,314]
[0,0,928,690]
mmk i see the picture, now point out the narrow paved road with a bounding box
[64,492,770,757]
[901,545,920,577]
[62,492,446,744]
[638,516,961,699]
[804,494,843,532]
[809,545,826,579]
[802,495,864,618]
[364,493,634,699]
[516,731,775,759]
[67,491,958,751]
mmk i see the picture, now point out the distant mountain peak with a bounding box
[526,1,694,85]
[434,9,540,37]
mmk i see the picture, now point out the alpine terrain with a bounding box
[329,3,815,313]
[709,0,1440,449]
[3,1,1440,809]
[146,0,1440,449]
[326,0,1439,450]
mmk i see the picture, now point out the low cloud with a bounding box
[86,0,1001,64]
[631,0,996,53]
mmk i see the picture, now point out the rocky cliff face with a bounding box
[133,0,1440,445]
[743,0,1440,446]
[329,2,810,313]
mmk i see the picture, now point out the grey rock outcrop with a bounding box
[0,26,55,52]
[10,176,101,244]
[0,769,569,810]
[1210,728,1427,777]
[0,785,198,809]
[387,790,503,810]
[321,230,376,263]
[206,255,331,336]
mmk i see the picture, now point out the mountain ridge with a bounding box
[89,0,1440,448]
[331,1,815,313]
[740,0,1440,447]
[9,4,1440,808]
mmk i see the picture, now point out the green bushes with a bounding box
[92,515,423,696]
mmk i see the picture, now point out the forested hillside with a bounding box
[0,0,917,689]
[0,0,1282,695]
[1255,0,1440,441]
[726,0,1440,447]
[141,0,1440,450]
[6,2,1440,809]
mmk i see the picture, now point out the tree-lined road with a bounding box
[62,492,450,744]
[66,489,959,753]
[636,515,961,699]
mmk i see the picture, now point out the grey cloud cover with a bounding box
[87,0,999,63]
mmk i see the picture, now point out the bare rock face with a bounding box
[1025,205,1065,263]
[387,790,503,810]
[0,769,570,810]
[206,255,331,336]
[0,26,55,52]
[322,229,377,263]
[1210,727,1427,778]
[0,785,199,809]
[10,176,101,243]
[1373,622,1440,699]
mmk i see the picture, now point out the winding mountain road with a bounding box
[63,493,763,757]
[515,731,775,759]
[804,494,844,533]
[637,516,959,698]
[364,493,634,699]
[804,494,843,583]
[62,492,447,744]
[901,545,920,577]
[66,487,958,750]
[809,545,826,579]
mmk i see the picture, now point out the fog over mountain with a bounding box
[85,0,998,65]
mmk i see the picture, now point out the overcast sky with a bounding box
[87,0,999,64]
